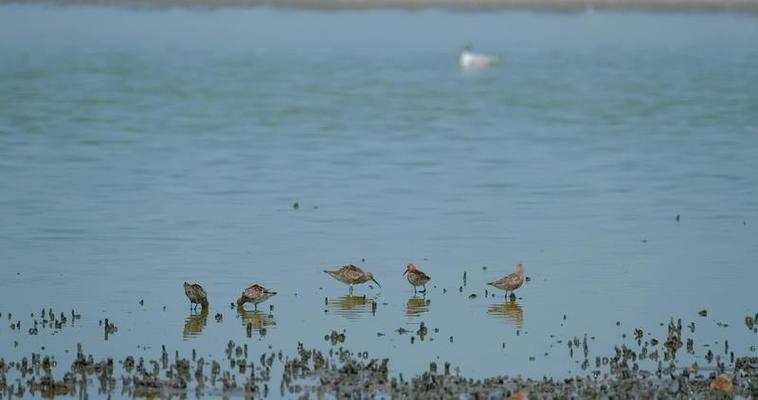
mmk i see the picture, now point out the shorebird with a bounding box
[460,45,499,70]
[324,264,380,294]
[487,263,525,298]
[403,263,431,293]
[236,284,277,310]
[183,282,208,311]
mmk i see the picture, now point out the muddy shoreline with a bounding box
[1,343,756,398]
[1,311,756,398]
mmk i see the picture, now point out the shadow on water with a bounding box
[487,300,524,329]
[236,306,275,337]
[327,295,377,319]
[406,296,430,318]
[183,308,209,339]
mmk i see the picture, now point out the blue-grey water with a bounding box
[1,4,757,397]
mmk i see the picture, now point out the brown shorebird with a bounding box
[488,263,525,298]
[236,284,277,310]
[403,263,431,293]
[324,264,380,294]
[183,282,208,311]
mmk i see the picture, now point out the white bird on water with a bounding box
[460,45,499,70]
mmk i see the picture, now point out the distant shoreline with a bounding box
[3,0,758,14]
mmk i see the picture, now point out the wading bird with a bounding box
[488,263,525,298]
[183,282,208,311]
[324,264,380,294]
[403,263,431,294]
[236,284,277,310]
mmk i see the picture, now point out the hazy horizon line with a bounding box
[3,0,758,14]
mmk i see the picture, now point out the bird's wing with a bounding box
[417,270,431,280]
[243,285,264,298]
[340,265,365,280]
[493,272,517,285]
[341,264,362,273]
[255,284,275,294]
[191,284,207,297]
[504,273,523,286]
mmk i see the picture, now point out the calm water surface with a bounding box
[1,4,757,396]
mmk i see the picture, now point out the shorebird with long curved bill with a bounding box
[460,45,499,70]
[403,263,431,294]
[236,284,277,310]
[324,264,380,294]
[183,282,208,311]
[488,263,525,298]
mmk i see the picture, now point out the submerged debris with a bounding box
[709,373,732,392]
[326,330,346,345]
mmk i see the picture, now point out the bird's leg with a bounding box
[420,285,426,294]
[414,286,417,294]
[349,285,353,295]
[254,303,258,311]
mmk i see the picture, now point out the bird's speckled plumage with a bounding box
[236,284,277,309]
[403,263,431,293]
[488,263,525,295]
[324,265,380,292]
[183,282,208,310]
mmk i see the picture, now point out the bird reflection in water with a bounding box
[326,295,377,319]
[236,306,275,337]
[183,307,209,338]
[487,299,524,329]
[406,296,430,317]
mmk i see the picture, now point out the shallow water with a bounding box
[0,4,757,396]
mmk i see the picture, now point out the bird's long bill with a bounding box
[402,270,408,276]
[371,277,381,288]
